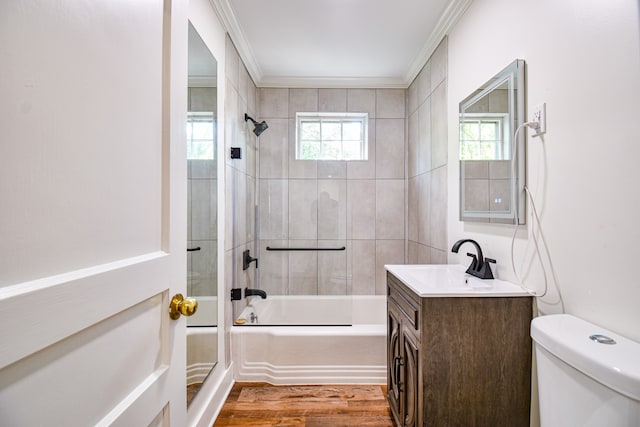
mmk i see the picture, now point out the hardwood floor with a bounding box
[213,383,394,426]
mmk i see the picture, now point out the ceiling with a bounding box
[212,0,471,88]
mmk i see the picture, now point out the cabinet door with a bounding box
[402,330,420,427]
[387,301,403,425]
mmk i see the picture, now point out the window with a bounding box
[187,112,215,160]
[296,113,368,160]
[459,114,508,160]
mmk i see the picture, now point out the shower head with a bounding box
[244,113,269,137]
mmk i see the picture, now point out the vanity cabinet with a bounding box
[386,272,533,427]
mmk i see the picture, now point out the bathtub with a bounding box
[231,295,387,385]
[187,296,218,385]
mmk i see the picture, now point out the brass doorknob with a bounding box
[169,293,198,320]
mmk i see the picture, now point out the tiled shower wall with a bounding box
[407,38,449,263]
[224,36,258,322]
[187,87,218,297]
[257,87,406,296]
[224,35,448,304]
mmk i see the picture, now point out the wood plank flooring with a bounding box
[213,383,394,427]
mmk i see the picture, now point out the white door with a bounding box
[0,0,189,425]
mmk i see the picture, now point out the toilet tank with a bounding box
[531,314,640,427]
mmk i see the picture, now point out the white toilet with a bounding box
[531,314,640,426]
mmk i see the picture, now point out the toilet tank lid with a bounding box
[531,314,640,402]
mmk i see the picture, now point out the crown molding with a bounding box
[404,0,473,86]
[211,0,472,89]
[258,76,408,89]
[209,0,263,83]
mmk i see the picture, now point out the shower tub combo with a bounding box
[231,295,387,385]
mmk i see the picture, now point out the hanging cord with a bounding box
[509,122,565,312]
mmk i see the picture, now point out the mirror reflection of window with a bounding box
[460,116,508,160]
[187,112,215,160]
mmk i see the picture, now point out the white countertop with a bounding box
[384,264,531,297]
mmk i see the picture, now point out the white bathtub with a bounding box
[186,296,218,385]
[232,295,387,385]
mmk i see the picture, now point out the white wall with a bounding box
[447,0,640,341]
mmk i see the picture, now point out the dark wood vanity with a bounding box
[386,271,533,427]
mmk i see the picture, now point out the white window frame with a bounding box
[459,113,509,161]
[295,112,368,161]
[186,111,215,160]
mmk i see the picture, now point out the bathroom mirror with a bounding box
[186,21,218,407]
[459,59,526,224]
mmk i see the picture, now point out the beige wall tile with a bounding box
[375,119,405,179]
[189,87,217,112]
[376,89,405,119]
[489,160,511,179]
[347,179,376,239]
[318,160,346,179]
[190,159,216,179]
[319,88,347,112]
[238,65,250,105]
[489,179,511,213]
[289,88,318,117]
[417,172,431,246]
[318,179,347,239]
[259,239,289,295]
[375,240,405,295]
[407,80,418,116]
[347,119,376,179]
[224,80,238,168]
[408,111,419,178]
[431,81,448,169]
[417,61,431,106]
[258,118,288,179]
[463,179,490,211]
[430,247,447,264]
[489,89,509,113]
[464,160,489,179]
[350,239,376,295]
[318,240,348,295]
[259,179,288,240]
[418,101,431,175]
[408,176,419,242]
[289,179,318,239]
[376,179,405,239]
[247,80,257,116]
[259,88,289,119]
[225,35,239,90]
[430,166,448,251]
[289,239,319,295]
[190,178,217,241]
[347,89,376,118]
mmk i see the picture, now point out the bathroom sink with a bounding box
[384,264,530,297]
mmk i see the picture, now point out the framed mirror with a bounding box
[186,21,218,407]
[459,59,526,224]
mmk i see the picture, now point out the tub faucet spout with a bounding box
[245,288,267,299]
[451,239,495,279]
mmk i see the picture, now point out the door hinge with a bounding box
[231,288,242,301]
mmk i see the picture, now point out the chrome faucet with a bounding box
[245,287,267,299]
[451,239,496,279]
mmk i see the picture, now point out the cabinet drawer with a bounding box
[387,273,421,331]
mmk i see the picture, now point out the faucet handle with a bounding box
[485,257,496,264]
[466,252,478,270]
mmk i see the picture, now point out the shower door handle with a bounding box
[169,293,198,320]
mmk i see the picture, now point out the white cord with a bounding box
[509,122,565,312]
